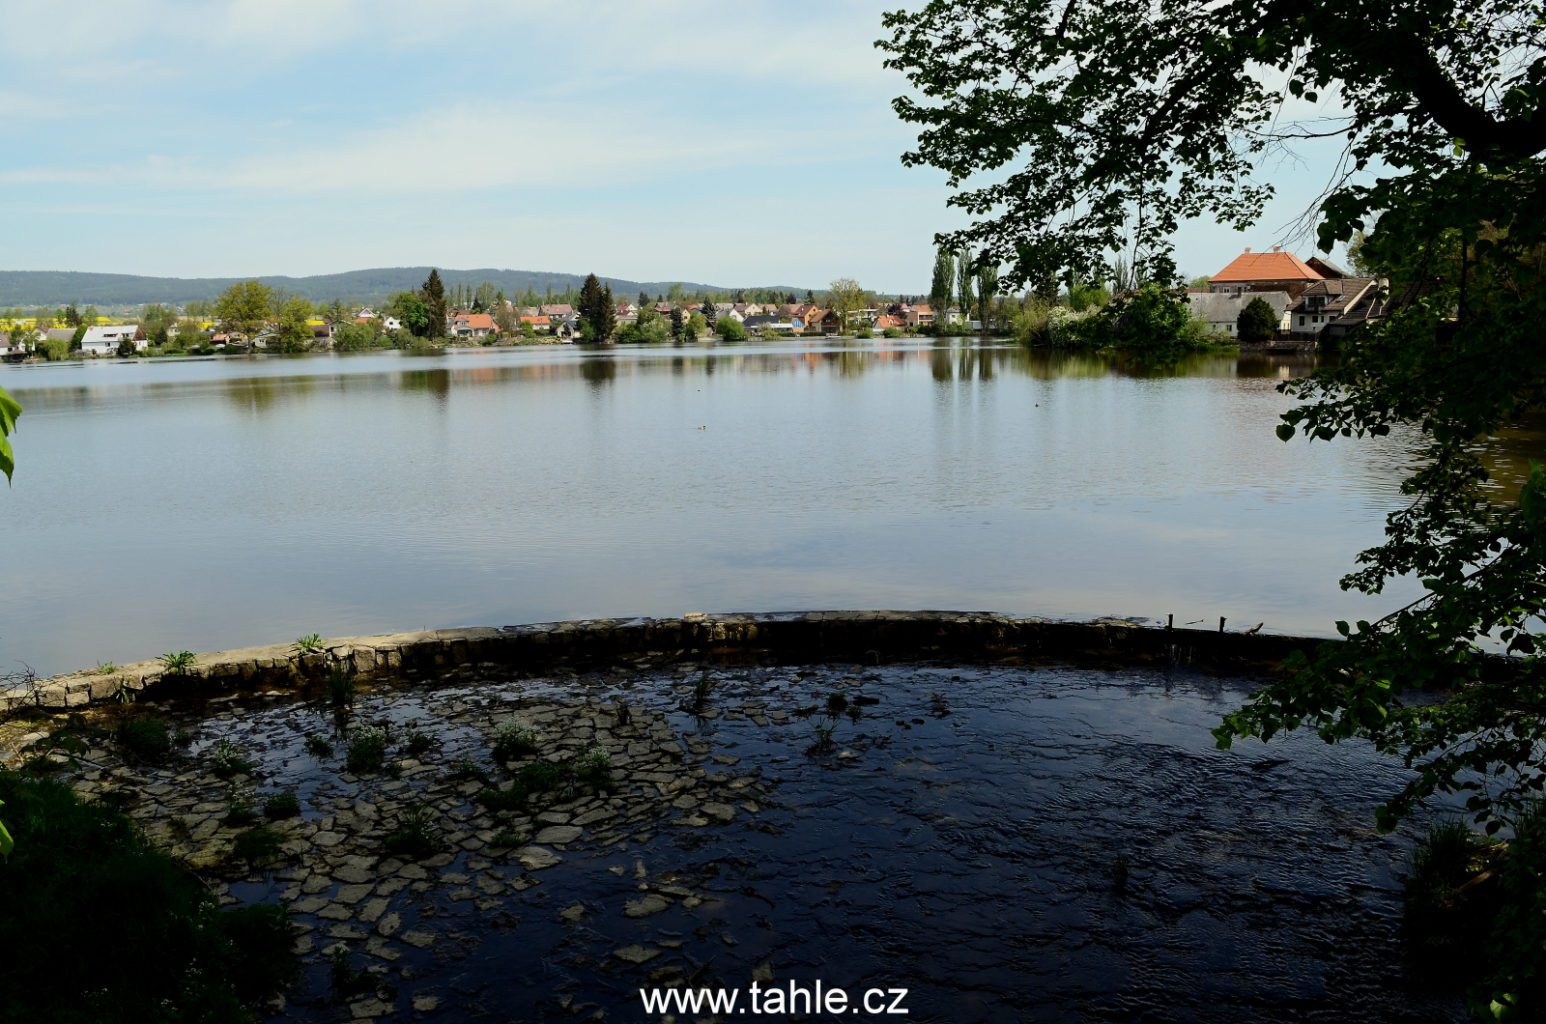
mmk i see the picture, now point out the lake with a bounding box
[0,339,1424,676]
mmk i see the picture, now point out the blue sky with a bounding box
[0,0,1352,293]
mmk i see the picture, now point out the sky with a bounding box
[0,0,1353,293]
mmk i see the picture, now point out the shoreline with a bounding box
[3,610,1320,722]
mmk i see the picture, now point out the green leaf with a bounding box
[0,432,12,485]
[0,800,11,860]
[0,387,20,437]
[1275,423,1295,442]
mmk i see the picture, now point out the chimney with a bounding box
[1271,245,1282,252]
[1243,247,1252,253]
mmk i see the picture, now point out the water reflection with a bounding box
[0,340,1533,675]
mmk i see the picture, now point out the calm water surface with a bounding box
[1,340,1429,675]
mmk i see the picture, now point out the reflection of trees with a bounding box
[399,369,450,401]
[223,375,316,415]
[579,355,617,388]
[1478,411,1546,496]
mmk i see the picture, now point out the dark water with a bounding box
[0,341,1427,675]
[184,660,1461,1023]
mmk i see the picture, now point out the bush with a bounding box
[1237,296,1279,341]
[402,730,434,759]
[853,326,873,339]
[383,804,440,859]
[232,825,285,867]
[118,717,173,763]
[882,327,902,338]
[209,738,255,780]
[490,721,539,763]
[331,323,377,352]
[262,790,301,820]
[716,318,747,342]
[0,772,296,1022]
[345,725,389,774]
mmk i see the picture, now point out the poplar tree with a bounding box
[929,246,954,310]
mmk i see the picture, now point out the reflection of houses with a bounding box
[1289,278,1382,340]
[1208,246,1324,300]
[81,324,146,355]
[1186,291,1291,339]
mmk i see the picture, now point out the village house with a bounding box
[1185,291,1292,339]
[449,312,496,339]
[80,324,146,356]
[520,314,551,332]
[1208,246,1324,299]
[0,328,35,358]
[540,303,574,319]
[1289,277,1382,340]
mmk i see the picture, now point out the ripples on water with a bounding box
[197,661,1461,1022]
[0,340,1465,674]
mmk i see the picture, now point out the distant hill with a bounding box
[0,268,808,307]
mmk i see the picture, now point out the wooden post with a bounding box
[1219,616,1226,634]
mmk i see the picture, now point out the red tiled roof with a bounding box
[1211,249,1323,283]
[454,313,496,330]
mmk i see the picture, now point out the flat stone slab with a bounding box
[516,846,562,871]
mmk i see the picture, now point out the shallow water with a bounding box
[103,660,1462,1023]
[0,341,1433,676]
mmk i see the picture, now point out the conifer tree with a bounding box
[421,269,447,337]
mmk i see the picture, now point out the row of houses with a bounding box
[1188,247,1384,342]
[1,323,149,358]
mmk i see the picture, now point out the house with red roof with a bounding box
[1209,246,1323,299]
[449,312,496,339]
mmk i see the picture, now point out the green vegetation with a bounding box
[326,665,356,708]
[0,772,296,1021]
[383,803,440,859]
[118,717,173,763]
[578,273,616,342]
[209,738,256,780]
[223,786,258,826]
[231,825,286,869]
[490,721,540,762]
[883,0,1546,1014]
[262,790,301,820]
[573,745,612,789]
[716,317,747,342]
[292,633,324,655]
[160,650,196,675]
[96,661,117,675]
[1236,296,1279,342]
[345,725,389,774]
[1401,811,1546,1018]
[401,730,434,759]
[304,733,332,758]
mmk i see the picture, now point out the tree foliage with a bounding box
[882,0,1546,836]
[420,269,447,338]
[578,274,615,342]
[0,386,19,484]
[213,281,273,346]
[827,277,869,330]
[1236,296,1279,341]
[930,247,955,310]
[271,297,314,354]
